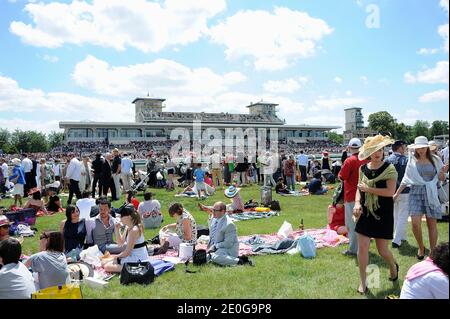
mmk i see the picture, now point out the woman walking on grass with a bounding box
[396,136,448,260]
[353,135,399,294]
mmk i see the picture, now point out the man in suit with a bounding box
[101,153,117,201]
[91,153,104,198]
[207,201,253,266]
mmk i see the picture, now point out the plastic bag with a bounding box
[79,245,103,267]
[297,232,316,259]
[277,221,293,238]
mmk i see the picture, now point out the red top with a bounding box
[338,153,369,202]
[329,205,345,227]
[131,198,140,210]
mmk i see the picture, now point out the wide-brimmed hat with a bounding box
[45,181,61,189]
[358,135,395,160]
[28,187,41,196]
[408,136,430,150]
[11,158,21,165]
[67,262,94,280]
[428,140,438,151]
[0,215,13,227]
[224,185,241,198]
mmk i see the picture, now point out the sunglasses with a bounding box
[0,225,9,229]
[39,234,49,240]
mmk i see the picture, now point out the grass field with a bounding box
[1,184,448,299]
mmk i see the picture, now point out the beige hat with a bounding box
[11,158,21,165]
[358,135,395,160]
[428,140,438,151]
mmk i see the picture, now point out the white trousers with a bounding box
[393,193,410,245]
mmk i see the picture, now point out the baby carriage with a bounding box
[132,170,150,192]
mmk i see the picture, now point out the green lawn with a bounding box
[1,184,448,299]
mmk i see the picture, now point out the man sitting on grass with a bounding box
[308,172,328,195]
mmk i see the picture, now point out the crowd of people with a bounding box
[0,135,449,299]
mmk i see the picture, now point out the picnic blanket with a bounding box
[229,210,280,222]
[278,191,310,197]
[196,228,349,257]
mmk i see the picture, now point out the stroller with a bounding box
[131,170,150,192]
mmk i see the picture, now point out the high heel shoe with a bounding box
[389,263,399,282]
[416,249,425,260]
[357,286,369,295]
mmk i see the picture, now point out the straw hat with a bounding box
[224,185,241,198]
[358,135,395,160]
[408,136,430,150]
[11,158,21,165]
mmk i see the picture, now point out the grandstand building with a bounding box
[59,97,339,145]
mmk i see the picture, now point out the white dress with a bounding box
[120,231,150,264]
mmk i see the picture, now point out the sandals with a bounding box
[357,286,368,295]
[389,263,399,282]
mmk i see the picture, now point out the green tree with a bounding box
[328,131,344,145]
[394,122,412,142]
[429,120,449,139]
[412,121,430,139]
[48,131,65,149]
[368,111,396,135]
[0,129,13,154]
[11,130,49,153]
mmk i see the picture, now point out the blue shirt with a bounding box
[385,153,410,194]
[308,178,322,193]
[194,168,205,183]
[296,154,309,166]
[9,165,25,185]
[121,157,133,174]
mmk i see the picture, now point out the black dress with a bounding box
[64,219,87,253]
[355,162,394,240]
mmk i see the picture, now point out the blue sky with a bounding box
[0,0,448,134]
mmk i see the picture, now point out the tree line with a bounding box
[0,129,64,154]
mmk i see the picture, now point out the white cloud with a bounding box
[419,89,449,103]
[404,61,449,84]
[0,75,134,133]
[441,0,449,13]
[208,7,333,71]
[345,90,352,96]
[263,78,302,94]
[439,24,449,53]
[334,76,342,84]
[72,55,247,97]
[42,54,59,63]
[417,48,439,55]
[360,76,368,85]
[0,119,60,135]
[10,0,226,52]
[314,97,367,110]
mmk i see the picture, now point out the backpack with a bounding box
[269,200,281,211]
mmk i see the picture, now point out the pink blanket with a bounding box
[195,228,349,257]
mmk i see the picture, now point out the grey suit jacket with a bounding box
[209,215,239,257]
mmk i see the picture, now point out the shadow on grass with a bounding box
[367,281,401,299]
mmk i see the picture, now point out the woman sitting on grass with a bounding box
[45,187,63,214]
[400,242,448,299]
[101,204,149,273]
[59,205,87,258]
[25,231,70,289]
[24,188,48,215]
[275,177,291,195]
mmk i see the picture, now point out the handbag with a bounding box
[193,249,207,266]
[31,284,82,299]
[438,180,449,204]
[120,261,155,285]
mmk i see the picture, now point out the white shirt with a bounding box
[65,158,81,181]
[442,146,449,164]
[76,198,96,220]
[52,163,61,176]
[1,162,8,178]
[121,157,133,174]
[0,262,36,299]
[210,153,222,169]
[296,154,309,167]
[400,271,449,299]
[22,158,33,173]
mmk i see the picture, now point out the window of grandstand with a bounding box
[120,129,142,138]
[68,128,93,138]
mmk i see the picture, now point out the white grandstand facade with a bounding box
[59,97,340,145]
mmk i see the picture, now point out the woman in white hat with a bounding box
[396,136,448,260]
[353,135,399,294]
